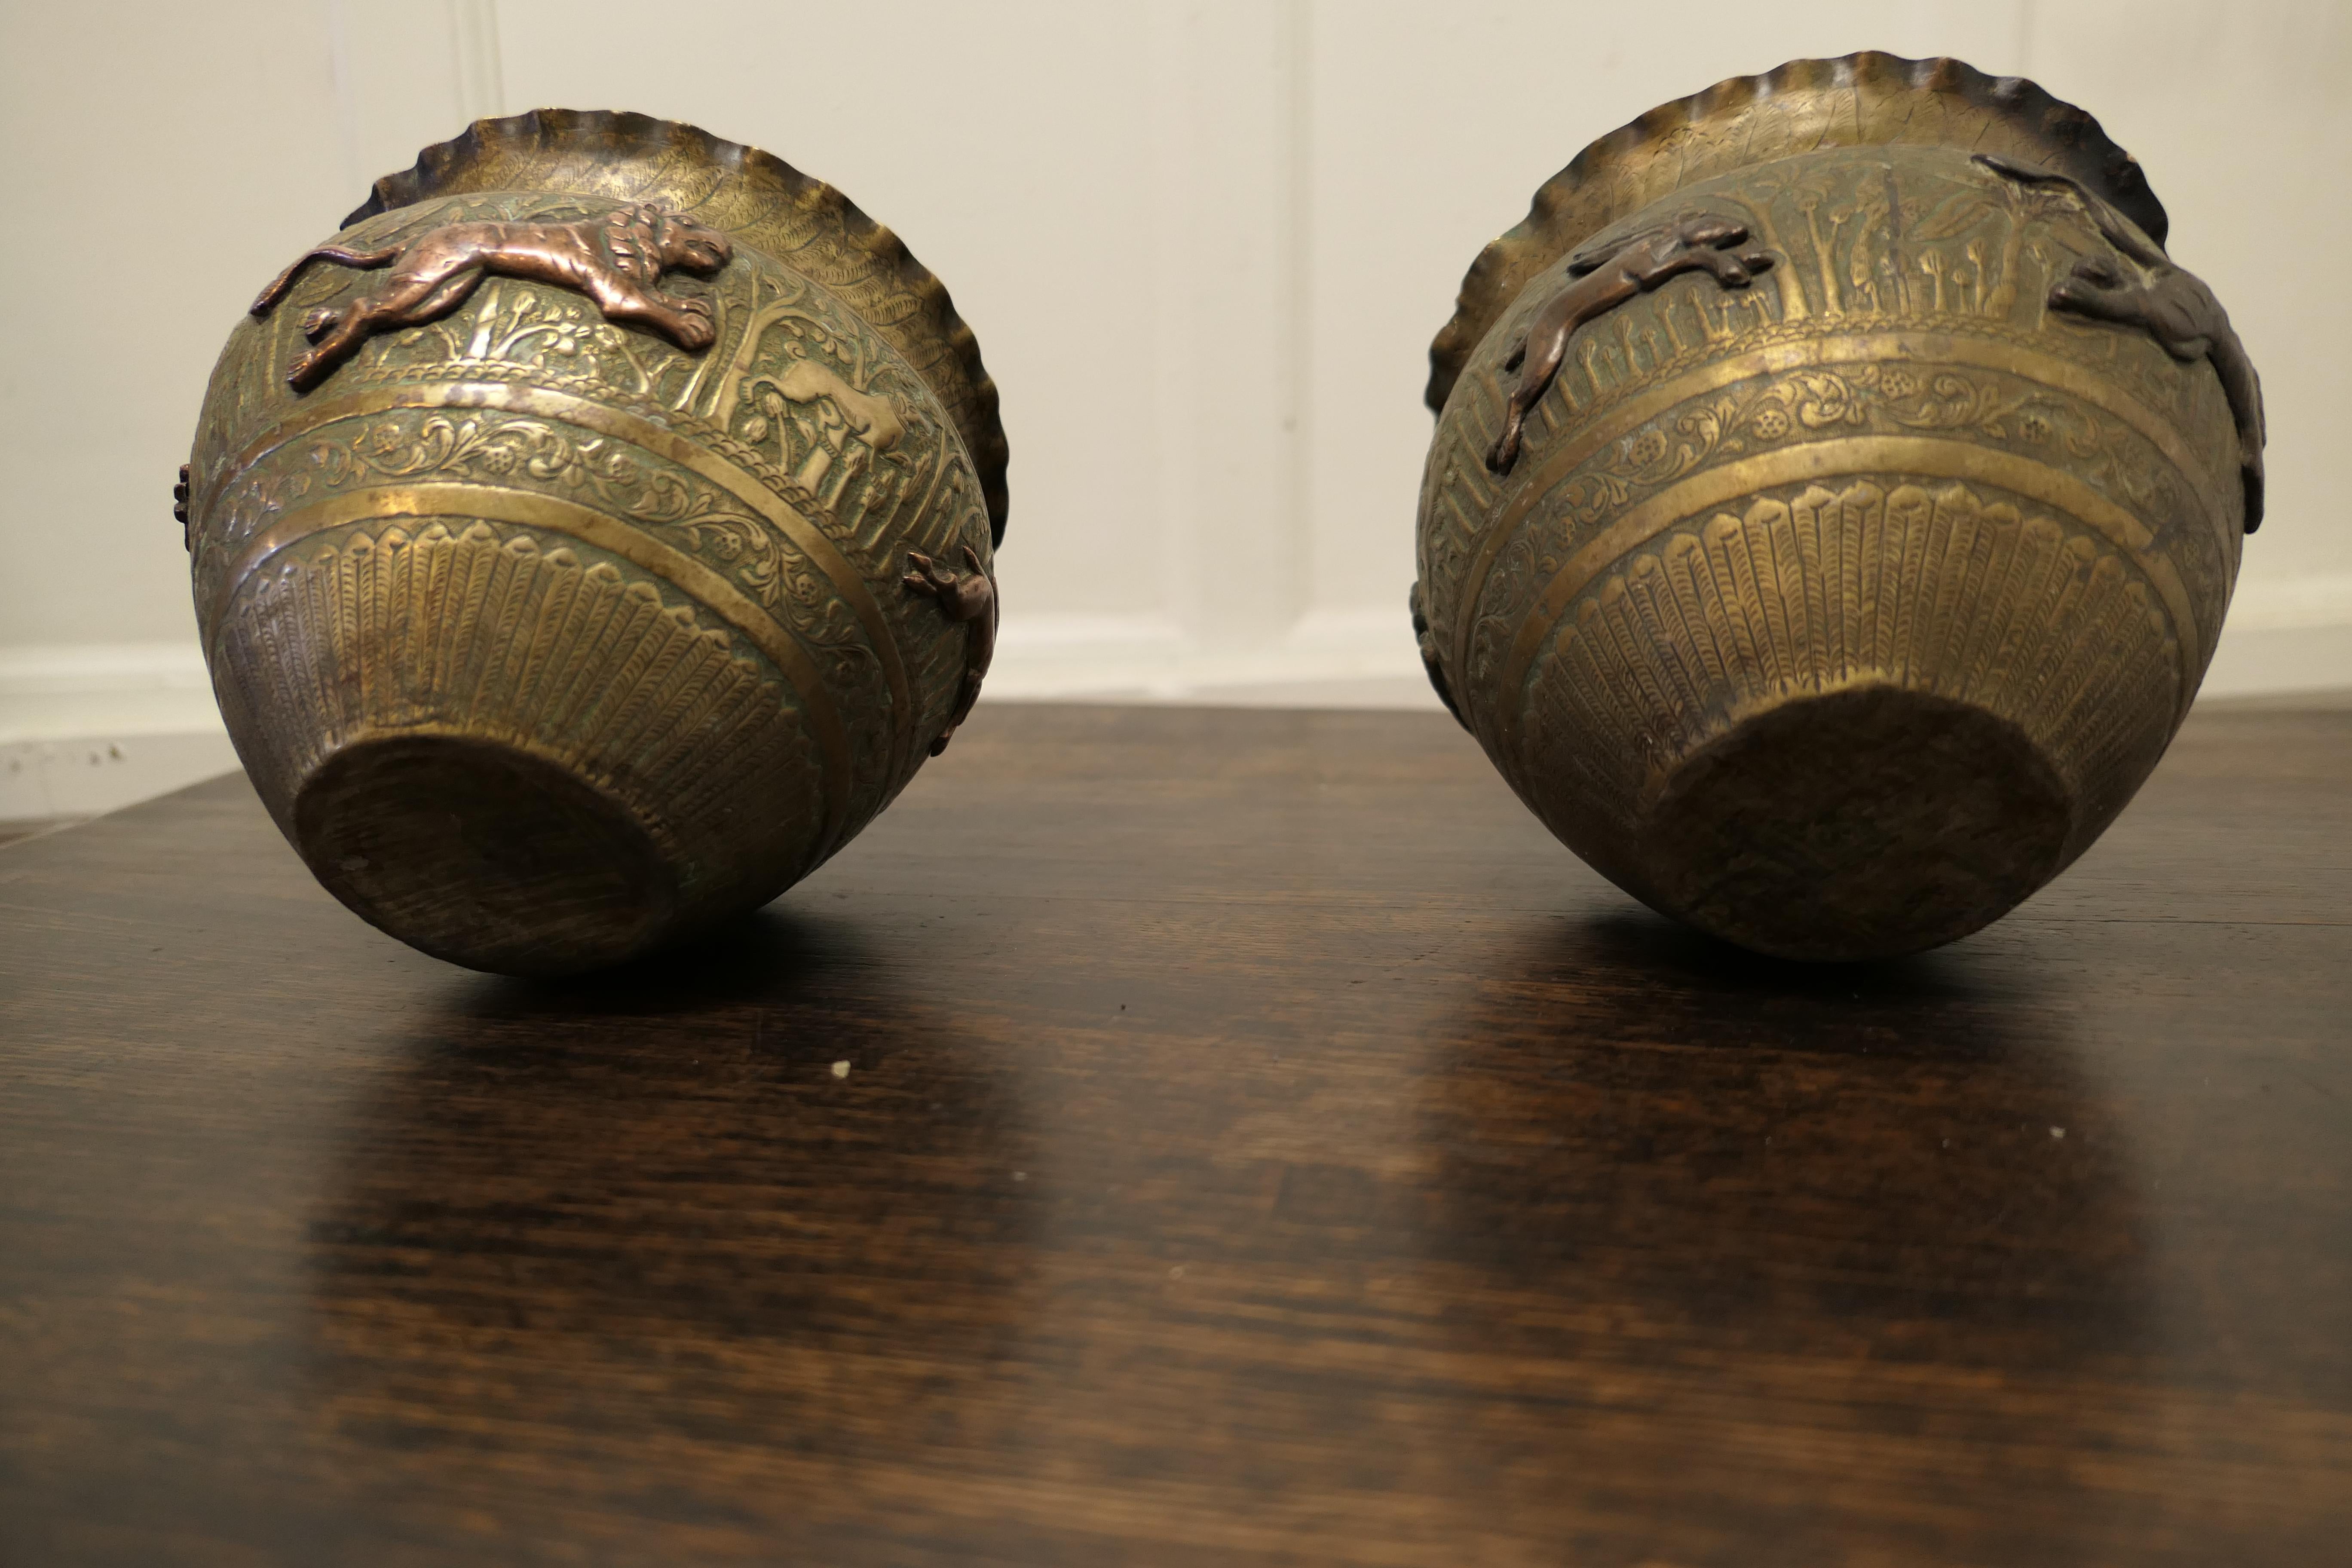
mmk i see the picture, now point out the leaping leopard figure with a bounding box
[250,202,733,392]
[1975,153,2266,531]
[1486,211,1774,477]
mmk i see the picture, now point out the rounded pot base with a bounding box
[1635,686,2073,962]
[295,735,678,977]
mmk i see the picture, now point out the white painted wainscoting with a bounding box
[4,0,2346,819]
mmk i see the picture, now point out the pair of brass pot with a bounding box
[186,55,2263,974]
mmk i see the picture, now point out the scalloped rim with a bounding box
[1427,52,2169,415]
[346,108,1009,545]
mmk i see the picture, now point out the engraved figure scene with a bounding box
[1466,141,2254,503]
[710,272,999,758]
[720,296,932,533]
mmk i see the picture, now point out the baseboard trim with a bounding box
[4,603,2343,819]
[986,606,1434,701]
[0,644,234,821]
[0,643,222,744]
[1,731,242,824]
[2200,617,2352,700]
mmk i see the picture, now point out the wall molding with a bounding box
[2201,570,2352,698]
[1,730,242,825]
[5,569,2344,818]
[6,576,2346,729]
[0,645,233,822]
[0,643,222,744]
[986,606,1427,701]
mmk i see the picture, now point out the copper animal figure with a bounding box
[1486,211,1774,475]
[1975,153,2266,530]
[902,547,995,756]
[250,202,734,392]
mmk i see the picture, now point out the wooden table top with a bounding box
[3,701,2348,1566]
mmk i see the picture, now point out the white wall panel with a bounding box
[1300,1,2032,634]
[501,0,1192,628]
[0,1,342,653]
[3,0,2346,814]
[2027,1,2352,639]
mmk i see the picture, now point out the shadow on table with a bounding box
[1405,903,2161,1561]
[1570,903,2037,1020]
[299,903,1045,1495]
[441,895,903,1019]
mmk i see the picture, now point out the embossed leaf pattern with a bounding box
[1513,481,2179,847]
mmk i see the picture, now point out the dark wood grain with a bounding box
[3,701,2348,1567]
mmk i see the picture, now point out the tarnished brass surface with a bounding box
[186,110,1007,976]
[901,547,997,756]
[249,202,735,392]
[1414,53,2262,961]
[1488,209,1775,476]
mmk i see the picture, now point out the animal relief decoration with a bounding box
[1487,211,1775,476]
[901,547,995,755]
[251,202,734,391]
[1974,153,2266,528]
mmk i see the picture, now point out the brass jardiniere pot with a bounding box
[184,111,1007,975]
[1414,54,2263,961]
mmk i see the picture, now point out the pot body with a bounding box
[1415,56,2253,960]
[186,112,1006,975]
